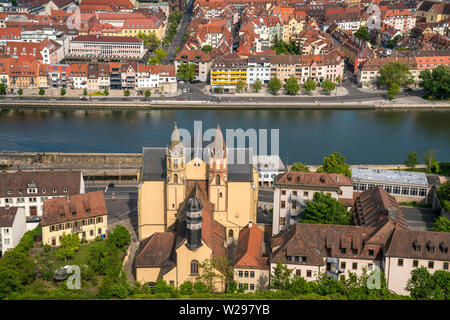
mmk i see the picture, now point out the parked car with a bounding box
[108,183,115,188]
[80,96,88,101]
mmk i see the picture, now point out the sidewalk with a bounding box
[203,85,349,98]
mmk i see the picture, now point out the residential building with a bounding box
[351,167,431,203]
[47,63,70,88]
[136,64,177,93]
[353,186,408,229]
[246,54,273,85]
[272,171,354,236]
[234,222,270,292]
[253,155,286,186]
[41,191,108,246]
[0,170,85,216]
[174,48,215,82]
[210,53,247,92]
[382,9,416,32]
[417,1,450,23]
[0,206,27,256]
[68,63,88,89]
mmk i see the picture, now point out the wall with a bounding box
[138,181,165,240]
[234,268,270,292]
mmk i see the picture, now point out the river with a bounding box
[0,108,449,164]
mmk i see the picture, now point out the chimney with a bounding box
[336,176,340,182]
[248,220,253,228]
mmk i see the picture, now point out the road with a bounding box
[401,206,440,231]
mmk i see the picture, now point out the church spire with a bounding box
[210,123,226,158]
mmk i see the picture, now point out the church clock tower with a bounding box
[208,124,227,214]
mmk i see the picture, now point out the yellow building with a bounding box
[41,191,108,246]
[210,53,248,93]
[135,123,259,289]
[417,1,450,23]
[119,18,165,41]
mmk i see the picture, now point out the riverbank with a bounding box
[1,98,450,110]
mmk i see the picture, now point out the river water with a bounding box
[0,108,449,164]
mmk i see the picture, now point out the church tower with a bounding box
[208,124,227,213]
[166,122,186,230]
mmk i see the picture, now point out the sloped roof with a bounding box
[234,224,269,270]
[0,207,18,228]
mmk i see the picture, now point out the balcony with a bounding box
[71,227,83,233]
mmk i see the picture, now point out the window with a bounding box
[250,271,255,278]
[4,238,10,245]
[238,283,243,289]
[90,230,94,236]
[306,270,312,278]
[341,248,347,254]
[413,260,419,267]
[419,189,427,197]
[169,281,174,286]
[287,255,292,262]
[368,264,373,271]
[174,174,178,184]
[340,262,346,269]
[352,249,358,254]
[63,187,68,193]
[444,262,449,270]
[368,249,374,256]
[53,187,57,193]
[279,217,285,226]
[384,185,392,193]
[191,260,199,275]
[281,190,286,195]
[216,175,220,185]
[296,269,301,276]
[238,270,243,277]
[250,284,255,290]
[352,263,357,270]
[98,228,102,235]
[393,186,400,194]
[228,229,234,238]
[398,259,403,267]
[281,201,286,208]
[401,187,409,195]
[96,217,103,223]
[244,271,249,278]
[428,261,434,269]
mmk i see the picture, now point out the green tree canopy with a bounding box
[0,83,6,94]
[268,77,282,95]
[236,80,245,93]
[201,45,213,53]
[60,88,66,96]
[83,88,88,96]
[388,83,400,100]
[419,65,450,100]
[145,89,151,98]
[291,162,310,172]
[123,89,130,97]
[377,62,413,88]
[405,152,419,170]
[304,77,316,91]
[285,76,300,95]
[103,88,109,96]
[354,26,370,41]
[406,267,450,299]
[107,225,131,249]
[317,152,351,177]
[322,79,336,93]
[301,192,351,225]
[198,258,224,293]
[177,62,196,82]
[423,150,438,173]
[433,216,450,232]
[39,88,45,95]
[253,79,262,92]
[56,233,80,261]
[270,261,293,290]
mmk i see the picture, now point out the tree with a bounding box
[39,88,45,95]
[317,152,351,177]
[423,150,438,173]
[107,225,131,249]
[253,79,262,92]
[213,257,234,292]
[377,62,413,88]
[145,90,151,98]
[18,88,23,95]
[88,241,120,275]
[0,250,36,285]
[354,26,370,41]
[433,216,450,232]
[198,258,223,293]
[405,152,419,171]
[201,45,213,53]
[406,267,436,299]
[148,49,167,65]
[419,65,450,100]
[60,88,66,96]
[103,88,109,97]
[56,233,80,261]
[179,281,194,295]
[322,79,336,94]
[304,77,316,92]
[291,162,310,172]
[437,181,450,212]
[123,89,130,97]
[0,83,6,94]
[214,86,224,94]
[268,77,282,95]
[285,76,300,95]
[301,192,351,225]
[0,268,22,299]
[270,261,293,290]
[177,62,195,82]
[388,83,400,100]
[97,265,131,299]
[83,88,88,96]
[236,81,245,93]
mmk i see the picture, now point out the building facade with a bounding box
[0,206,27,256]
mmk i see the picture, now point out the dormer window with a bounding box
[63,187,68,193]
[53,187,57,193]
[352,249,358,254]
[7,189,11,195]
[368,249,374,256]
[72,211,76,216]
[18,189,22,194]
[42,188,46,193]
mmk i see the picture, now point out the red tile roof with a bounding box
[235,223,269,270]
[0,207,18,228]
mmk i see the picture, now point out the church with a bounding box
[135,123,259,289]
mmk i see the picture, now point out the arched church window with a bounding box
[190,260,199,275]
[228,229,234,239]
[174,174,178,184]
[216,175,220,185]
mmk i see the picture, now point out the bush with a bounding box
[193,281,209,294]
[180,281,194,295]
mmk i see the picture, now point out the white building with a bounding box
[253,155,286,186]
[272,171,354,236]
[0,206,27,256]
[351,167,431,203]
[0,170,85,216]
[247,55,272,85]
